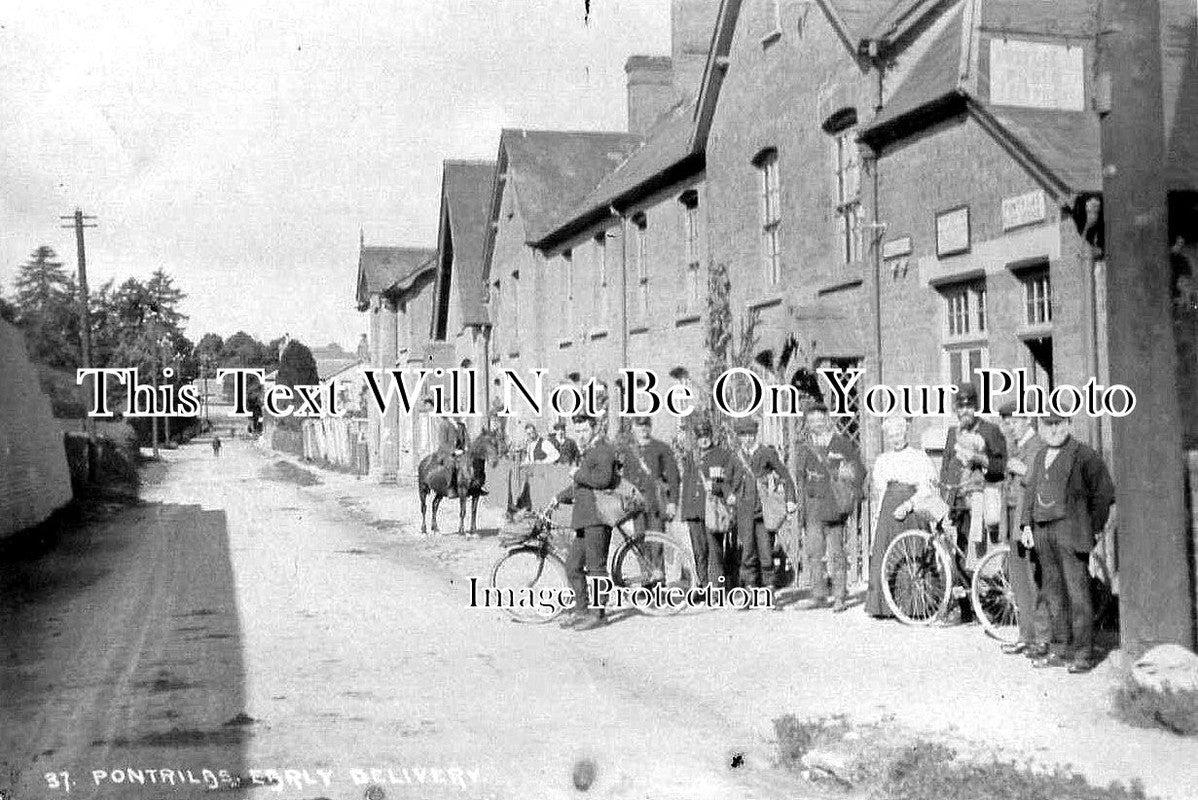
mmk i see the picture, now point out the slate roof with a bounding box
[536,99,700,249]
[866,0,950,45]
[859,1,1115,199]
[316,357,361,383]
[355,246,436,310]
[498,129,644,243]
[440,160,496,327]
[984,107,1102,194]
[862,3,964,134]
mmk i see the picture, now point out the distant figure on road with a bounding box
[212,435,222,458]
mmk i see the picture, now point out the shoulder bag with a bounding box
[594,477,645,527]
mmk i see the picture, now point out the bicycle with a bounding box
[880,516,1019,640]
[881,505,1121,643]
[487,507,698,624]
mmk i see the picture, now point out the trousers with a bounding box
[565,524,612,613]
[1033,519,1094,659]
[738,517,775,589]
[804,520,846,602]
[1006,506,1049,644]
[687,519,726,588]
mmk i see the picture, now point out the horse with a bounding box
[417,430,500,537]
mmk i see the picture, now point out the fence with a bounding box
[302,417,370,475]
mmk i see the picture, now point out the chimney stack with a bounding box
[625,55,677,136]
[671,0,721,97]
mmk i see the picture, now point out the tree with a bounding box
[194,333,224,364]
[277,339,319,388]
[12,246,80,369]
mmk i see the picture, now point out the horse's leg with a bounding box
[458,495,466,536]
[431,494,442,533]
[419,483,428,535]
[470,494,479,537]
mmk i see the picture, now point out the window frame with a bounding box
[754,148,782,285]
[941,279,988,340]
[1023,268,1053,326]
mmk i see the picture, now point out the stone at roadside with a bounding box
[1131,644,1198,693]
[800,750,854,785]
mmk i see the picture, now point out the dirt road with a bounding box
[1,439,800,800]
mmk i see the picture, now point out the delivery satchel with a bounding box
[759,473,789,530]
[594,477,646,527]
[703,478,733,533]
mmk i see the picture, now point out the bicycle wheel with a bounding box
[487,548,570,624]
[881,530,953,625]
[610,533,697,616]
[971,545,1019,642]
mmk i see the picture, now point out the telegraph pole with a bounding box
[1097,0,1196,655]
[61,209,97,433]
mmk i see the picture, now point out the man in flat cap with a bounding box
[941,384,1007,595]
[1020,408,1115,673]
[998,401,1048,655]
[729,416,797,604]
[550,418,580,467]
[793,403,863,611]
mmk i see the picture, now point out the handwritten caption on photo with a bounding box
[43,765,482,793]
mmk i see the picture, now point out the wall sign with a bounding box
[989,39,1086,111]
[1002,190,1047,231]
[935,206,971,257]
[882,236,913,260]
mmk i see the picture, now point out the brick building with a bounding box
[354,243,436,479]
[429,159,496,434]
[482,128,642,429]
[531,1,721,443]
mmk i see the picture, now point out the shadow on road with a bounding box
[0,498,251,799]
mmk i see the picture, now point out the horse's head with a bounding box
[473,430,501,467]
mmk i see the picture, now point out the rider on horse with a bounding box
[435,414,470,498]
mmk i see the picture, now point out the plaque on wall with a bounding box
[1001,190,1047,231]
[882,236,913,260]
[935,206,970,257]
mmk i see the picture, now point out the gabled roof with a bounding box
[813,0,948,57]
[436,160,495,329]
[536,99,701,250]
[355,246,436,310]
[499,129,644,243]
[862,2,964,135]
[859,4,1110,202]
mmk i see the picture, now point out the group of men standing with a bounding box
[438,385,1117,665]
[943,384,1115,674]
[540,405,866,631]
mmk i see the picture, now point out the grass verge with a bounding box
[1112,677,1198,736]
[773,714,1151,800]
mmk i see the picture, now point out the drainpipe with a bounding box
[869,43,886,460]
[482,323,492,429]
[609,206,630,439]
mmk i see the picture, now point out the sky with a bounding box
[0,0,670,350]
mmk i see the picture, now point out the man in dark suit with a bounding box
[998,401,1048,655]
[620,417,680,535]
[549,419,580,466]
[941,384,1007,569]
[1021,410,1115,673]
[678,419,736,591]
[549,414,619,632]
[729,417,797,602]
[793,404,862,612]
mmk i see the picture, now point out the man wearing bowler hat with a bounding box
[1020,408,1115,673]
[729,417,797,602]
